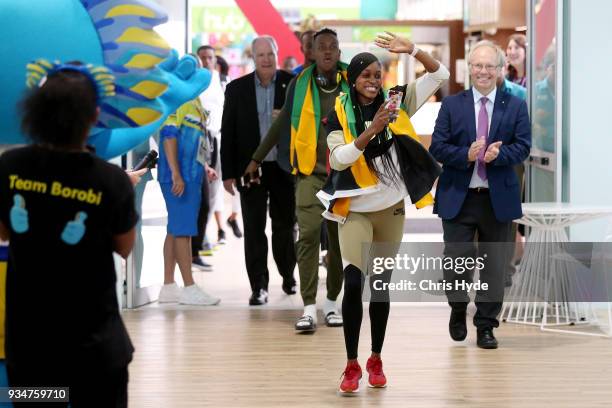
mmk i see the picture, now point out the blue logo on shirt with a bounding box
[61,211,88,245]
[10,194,29,233]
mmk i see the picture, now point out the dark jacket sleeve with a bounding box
[221,82,238,181]
[252,100,290,163]
[493,99,532,166]
[429,97,471,169]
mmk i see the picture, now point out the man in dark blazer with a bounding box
[220,35,296,306]
[430,40,531,349]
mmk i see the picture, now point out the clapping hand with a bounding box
[484,141,502,163]
[468,140,486,162]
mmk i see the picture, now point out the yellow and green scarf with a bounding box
[290,62,349,175]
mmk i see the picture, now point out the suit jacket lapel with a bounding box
[488,89,507,142]
[464,89,477,143]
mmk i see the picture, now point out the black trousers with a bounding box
[442,190,513,329]
[320,221,329,251]
[191,173,210,257]
[239,161,296,293]
[7,363,128,408]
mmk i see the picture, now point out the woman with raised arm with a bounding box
[317,33,449,395]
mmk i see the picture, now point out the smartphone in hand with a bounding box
[239,167,263,188]
[385,90,403,123]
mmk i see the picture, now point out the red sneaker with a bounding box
[366,356,387,388]
[339,361,362,395]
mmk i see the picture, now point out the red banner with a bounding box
[235,0,303,66]
[535,0,556,67]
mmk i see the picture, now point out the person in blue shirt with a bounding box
[502,78,527,100]
[157,98,220,306]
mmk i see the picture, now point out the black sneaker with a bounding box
[249,289,268,306]
[282,280,297,295]
[217,229,226,245]
[192,257,213,272]
[227,217,243,238]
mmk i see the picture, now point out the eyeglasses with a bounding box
[469,63,501,72]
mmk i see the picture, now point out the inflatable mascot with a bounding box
[0,0,211,159]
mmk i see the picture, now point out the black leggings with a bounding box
[342,264,391,360]
[191,175,210,257]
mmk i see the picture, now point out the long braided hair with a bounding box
[347,52,411,189]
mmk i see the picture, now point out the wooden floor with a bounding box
[125,200,612,406]
[123,306,612,407]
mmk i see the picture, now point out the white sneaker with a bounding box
[179,284,221,306]
[159,282,181,303]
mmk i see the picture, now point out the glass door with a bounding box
[528,0,562,202]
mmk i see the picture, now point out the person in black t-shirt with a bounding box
[0,60,137,407]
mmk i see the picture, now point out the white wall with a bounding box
[396,0,462,20]
[567,0,612,241]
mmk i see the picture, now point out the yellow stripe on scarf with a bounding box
[331,197,351,220]
[390,110,419,143]
[413,193,434,208]
[334,96,378,188]
[291,80,318,175]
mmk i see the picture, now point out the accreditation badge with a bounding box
[197,135,208,166]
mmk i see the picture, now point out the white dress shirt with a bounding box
[468,86,496,189]
[199,70,224,138]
